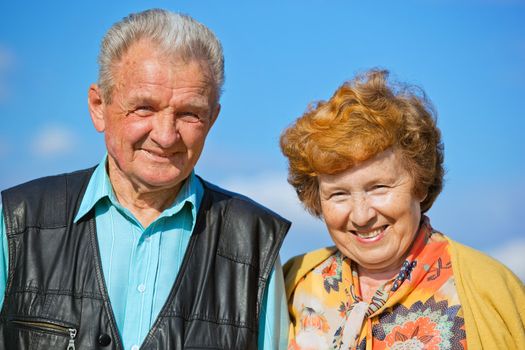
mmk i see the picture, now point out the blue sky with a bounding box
[1,1,524,278]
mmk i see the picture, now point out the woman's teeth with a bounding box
[355,226,385,239]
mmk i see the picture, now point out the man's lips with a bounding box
[141,149,178,162]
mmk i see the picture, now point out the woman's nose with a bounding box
[349,193,376,227]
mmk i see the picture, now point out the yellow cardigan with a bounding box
[284,238,525,349]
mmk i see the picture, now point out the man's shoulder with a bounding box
[2,167,96,198]
[1,167,96,233]
[197,178,291,273]
[199,178,290,225]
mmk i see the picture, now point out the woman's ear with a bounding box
[419,191,428,203]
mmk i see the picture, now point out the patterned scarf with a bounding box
[289,217,467,350]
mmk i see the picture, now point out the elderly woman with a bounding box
[280,70,525,350]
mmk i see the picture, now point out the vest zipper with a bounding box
[67,328,77,350]
[11,320,77,349]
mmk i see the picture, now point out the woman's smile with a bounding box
[351,225,388,242]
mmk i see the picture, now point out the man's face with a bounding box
[89,40,219,192]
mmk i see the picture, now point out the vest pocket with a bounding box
[9,318,78,350]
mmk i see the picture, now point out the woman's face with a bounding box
[318,148,425,275]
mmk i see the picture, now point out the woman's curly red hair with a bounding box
[280,69,444,217]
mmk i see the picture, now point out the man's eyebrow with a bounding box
[179,100,210,110]
[125,95,158,108]
[127,92,156,102]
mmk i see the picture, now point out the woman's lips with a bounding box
[351,225,388,243]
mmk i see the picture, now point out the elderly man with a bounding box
[0,9,289,350]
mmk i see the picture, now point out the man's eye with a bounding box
[177,112,202,123]
[132,106,155,116]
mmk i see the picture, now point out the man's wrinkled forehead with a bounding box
[110,40,218,102]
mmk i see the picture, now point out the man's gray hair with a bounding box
[98,9,224,103]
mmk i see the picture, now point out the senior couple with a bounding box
[0,9,523,350]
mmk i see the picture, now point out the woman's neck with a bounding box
[357,264,401,302]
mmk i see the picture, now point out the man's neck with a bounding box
[107,162,183,228]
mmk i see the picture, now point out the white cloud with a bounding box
[221,172,332,261]
[428,180,524,250]
[490,239,525,282]
[31,125,77,157]
[222,172,306,220]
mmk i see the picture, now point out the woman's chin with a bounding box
[339,246,405,275]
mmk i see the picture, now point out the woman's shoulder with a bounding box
[445,236,525,315]
[446,236,523,284]
[443,236,525,348]
[283,246,338,299]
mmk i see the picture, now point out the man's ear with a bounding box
[88,84,106,132]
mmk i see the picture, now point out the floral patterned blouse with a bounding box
[288,219,467,350]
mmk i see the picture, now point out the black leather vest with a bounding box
[0,168,290,350]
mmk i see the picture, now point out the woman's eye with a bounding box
[329,192,347,199]
[369,185,390,193]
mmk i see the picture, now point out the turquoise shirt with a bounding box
[0,159,289,350]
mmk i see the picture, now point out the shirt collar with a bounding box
[74,155,203,225]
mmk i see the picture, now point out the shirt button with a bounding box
[137,284,146,293]
[131,345,140,350]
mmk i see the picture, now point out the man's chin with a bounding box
[140,178,184,189]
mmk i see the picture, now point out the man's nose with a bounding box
[150,114,180,148]
[349,192,375,227]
